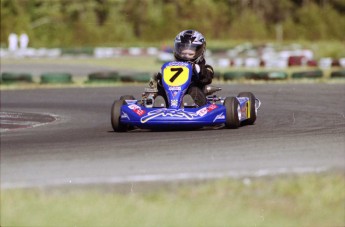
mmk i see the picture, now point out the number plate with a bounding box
[163,65,190,86]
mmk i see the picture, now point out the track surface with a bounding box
[1,84,344,189]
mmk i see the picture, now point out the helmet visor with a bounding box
[174,43,204,61]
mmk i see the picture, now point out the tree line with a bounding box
[1,0,344,48]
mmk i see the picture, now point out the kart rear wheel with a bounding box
[238,92,256,125]
[224,97,240,129]
[111,99,127,132]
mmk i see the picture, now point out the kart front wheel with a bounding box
[111,99,127,132]
[238,92,256,125]
[224,97,240,129]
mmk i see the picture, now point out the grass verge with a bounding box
[1,172,344,227]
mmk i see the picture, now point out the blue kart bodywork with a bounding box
[119,98,250,129]
[111,61,260,131]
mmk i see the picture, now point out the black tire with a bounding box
[330,70,345,79]
[291,70,323,79]
[1,72,33,84]
[224,97,240,129]
[238,92,256,125]
[40,73,73,84]
[88,71,120,83]
[111,99,127,132]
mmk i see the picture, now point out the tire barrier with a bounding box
[223,71,290,81]
[1,69,341,86]
[86,71,120,83]
[330,70,345,79]
[132,72,151,83]
[213,71,222,80]
[120,72,152,83]
[223,71,255,81]
[0,72,33,84]
[40,73,73,84]
[119,74,135,82]
[291,70,323,79]
[256,71,288,80]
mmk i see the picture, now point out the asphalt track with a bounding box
[1,83,344,189]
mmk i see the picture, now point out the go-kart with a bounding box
[111,61,261,132]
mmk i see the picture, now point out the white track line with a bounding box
[1,166,329,189]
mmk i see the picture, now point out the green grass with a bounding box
[1,173,344,227]
[1,56,161,74]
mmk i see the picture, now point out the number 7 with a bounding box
[170,67,183,83]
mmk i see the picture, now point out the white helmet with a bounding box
[174,30,206,63]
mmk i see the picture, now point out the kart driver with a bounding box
[148,29,214,107]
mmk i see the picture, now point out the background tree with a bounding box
[1,0,344,47]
